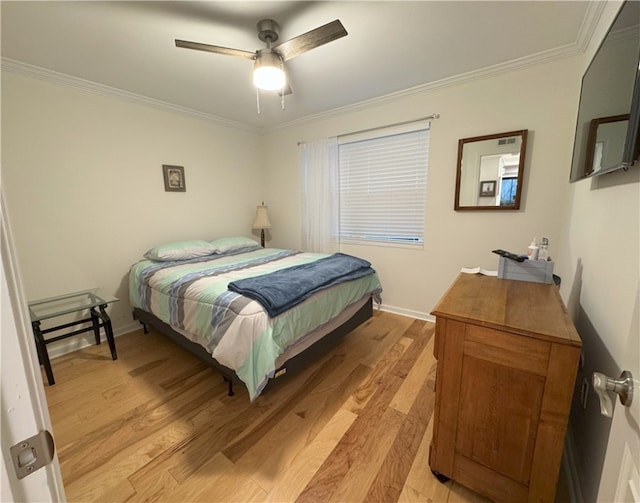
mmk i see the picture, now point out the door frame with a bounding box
[1,192,66,501]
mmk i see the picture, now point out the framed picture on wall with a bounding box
[163,165,186,192]
[479,180,496,197]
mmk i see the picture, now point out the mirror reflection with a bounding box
[585,115,629,176]
[454,130,528,211]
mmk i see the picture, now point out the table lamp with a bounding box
[252,202,271,247]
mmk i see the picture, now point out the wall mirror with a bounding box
[454,129,528,211]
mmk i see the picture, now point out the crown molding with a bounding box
[0,58,261,134]
[576,0,608,49]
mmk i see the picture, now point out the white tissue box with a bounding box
[498,257,554,284]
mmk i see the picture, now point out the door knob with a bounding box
[592,371,634,418]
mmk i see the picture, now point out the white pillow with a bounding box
[144,240,218,261]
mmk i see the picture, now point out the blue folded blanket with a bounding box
[227,252,375,317]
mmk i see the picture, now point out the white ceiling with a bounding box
[1,1,598,131]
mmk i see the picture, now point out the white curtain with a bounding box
[299,137,339,253]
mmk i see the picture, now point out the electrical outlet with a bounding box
[580,376,589,409]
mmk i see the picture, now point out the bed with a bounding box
[129,237,382,401]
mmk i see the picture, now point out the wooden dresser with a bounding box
[429,274,582,503]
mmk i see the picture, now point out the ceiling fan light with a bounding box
[253,51,285,91]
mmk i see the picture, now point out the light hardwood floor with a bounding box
[44,311,567,502]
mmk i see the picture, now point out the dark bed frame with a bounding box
[132,297,373,397]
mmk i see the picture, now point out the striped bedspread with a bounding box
[129,248,382,400]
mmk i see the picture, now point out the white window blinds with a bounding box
[338,121,430,246]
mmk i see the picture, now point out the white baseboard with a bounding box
[47,321,141,360]
[378,303,435,323]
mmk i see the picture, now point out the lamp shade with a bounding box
[252,204,272,229]
[253,50,285,91]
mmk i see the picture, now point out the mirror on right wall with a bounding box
[454,129,528,211]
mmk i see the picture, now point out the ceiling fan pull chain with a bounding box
[281,60,285,110]
[256,88,261,114]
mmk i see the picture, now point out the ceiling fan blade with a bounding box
[273,20,347,62]
[175,39,256,60]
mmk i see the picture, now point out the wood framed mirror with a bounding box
[454,129,528,211]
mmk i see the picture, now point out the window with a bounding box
[497,154,520,206]
[499,178,518,206]
[338,121,430,247]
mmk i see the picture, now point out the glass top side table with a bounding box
[28,289,119,385]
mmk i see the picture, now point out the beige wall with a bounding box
[1,72,266,346]
[264,56,581,319]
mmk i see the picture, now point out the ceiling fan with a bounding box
[175,19,348,96]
